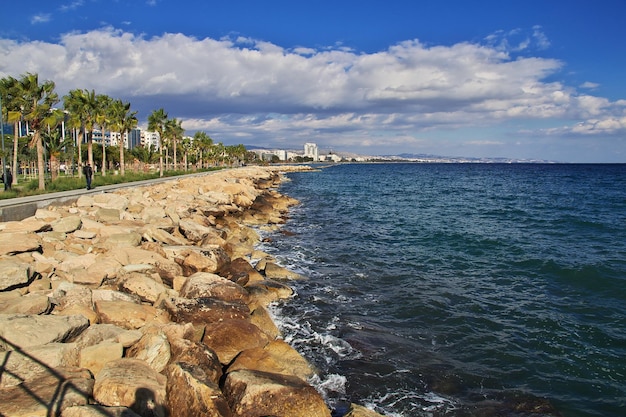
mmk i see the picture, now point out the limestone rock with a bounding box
[227,340,315,381]
[0,258,32,290]
[223,369,331,417]
[95,300,169,330]
[92,289,141,304]
[93,358,167,417]
[0,314,89,350]
[163,297,249,325]
[120,272,168,304]
[245,279,294,308]
[79,341,124,376]
[52,215,82,233]
[0,293,51,315]
[221,257,265,285]
[0,367,93,417]
[345,404,389,417]
[263,261,304,280]
[126,328,171,373]
[0,342,80,388]
[178,219,216,242]
[103,232,143,248]
[73,323,138,348]
[179,272,249,305]
[143,227,188,245]
[202,319,269,365]
[62,405,141,417]
[168,338,223,385]
[93,193,129,211]
[96,207,121,222]
[250,306,281,339]
[165,362,233,417]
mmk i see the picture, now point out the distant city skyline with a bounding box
[1,1,625,162]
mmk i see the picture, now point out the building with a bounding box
[141,131,160,150]
[304,143,318,161]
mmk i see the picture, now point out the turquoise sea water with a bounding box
[261,163,626,417]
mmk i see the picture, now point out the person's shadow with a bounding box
[131,387,168,417]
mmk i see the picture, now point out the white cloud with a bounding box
[1,27,624,155]
[30,14,52,25]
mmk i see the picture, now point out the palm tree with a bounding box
[109,99,137,176]
[96,94,112,176]
[64,89,98,172]
[193,131,213,169]
[43,114,74,182]
[147,108,168,177]
[0,75,26,187]
[20,73,59,190]
[165,118,183,171]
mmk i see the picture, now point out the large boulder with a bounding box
[202,319,269,365]
[126,327,171,373]
[179,272,249,305]
[93,358,167,417]
[163,297,249,325]
[227,340,315,381]
[79,341,124,376]
[94,300,170,330]
[0,367,93,417]
[0,232,42,256]
[62,405,141,417]
[0,342,80,388]
[0,314,89,350]
[223,369,331,417]
[0,258,33,291]
[119,272,168,304]
[165,362,233,417]
[168,338,223,385]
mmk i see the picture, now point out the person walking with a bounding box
[82,163,93,190]
[3,167,12,191]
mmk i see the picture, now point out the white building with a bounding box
[304,143,318,161]
[142,131,160,150]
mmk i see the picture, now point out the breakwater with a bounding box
[0,166,383,417]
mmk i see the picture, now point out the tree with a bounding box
[109,99,137,176]
[64,89,98,172]
[96,94,112,176]
[20,73,59,190]
[165,118,183,171]
[193,131,213,169]
[42,115,73,182]
[0,75,26,186]
[147,108,168,177]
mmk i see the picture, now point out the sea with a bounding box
[256,163,626,417]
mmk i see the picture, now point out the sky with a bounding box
[1,1,625,162]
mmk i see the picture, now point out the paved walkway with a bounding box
[0,171,217,222]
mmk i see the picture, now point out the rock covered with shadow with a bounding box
[0,166,386,417]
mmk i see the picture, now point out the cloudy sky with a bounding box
[1,0,625,162]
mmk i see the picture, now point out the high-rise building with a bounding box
[304,143,318,161]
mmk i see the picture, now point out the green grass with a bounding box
[0,167,224,200]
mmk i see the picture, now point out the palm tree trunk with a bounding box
[120,130,126,176]
[35,131,45,190]
[101,138,106,177]
[12,122,18,186]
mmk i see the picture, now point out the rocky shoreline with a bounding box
[0,166,384,417]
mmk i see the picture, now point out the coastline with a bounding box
[0,165,382,417]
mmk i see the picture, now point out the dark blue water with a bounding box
[260,163,626,417]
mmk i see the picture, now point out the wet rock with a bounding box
[163,297,249,325]
[223,369,331,417]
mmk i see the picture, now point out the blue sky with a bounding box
[1,0,625,162]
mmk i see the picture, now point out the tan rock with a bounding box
[178,219,216,242]
[95,300,169,330]
[62,405,141,417]
[95,207,121,222]
[0,342,80,388]
[223,369,331,417]
[163,297,249,325]
[179,272,249,305]
[93,358,167,417]
[228,340,316,381]
[126,328,171,373]
[103,232,143,248]
[0,293,51,315]
[202,319,269,365]
[0,258,32,291]
[220,257,265,285]
[168,337,223,385]
[0,314,89,350]
[0,367,93,417]
[120,272,168,304]
[52,215,82,233]
[263,261,305,280]
[165,362,233,417]
[246,279,294,308]
[143,227,189,245]
[93,193,129,211]
[79,341,124,376]
[345,403,389,417]
[250,306,281,339]
[92,289,141,304]
[1,218,49,233]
